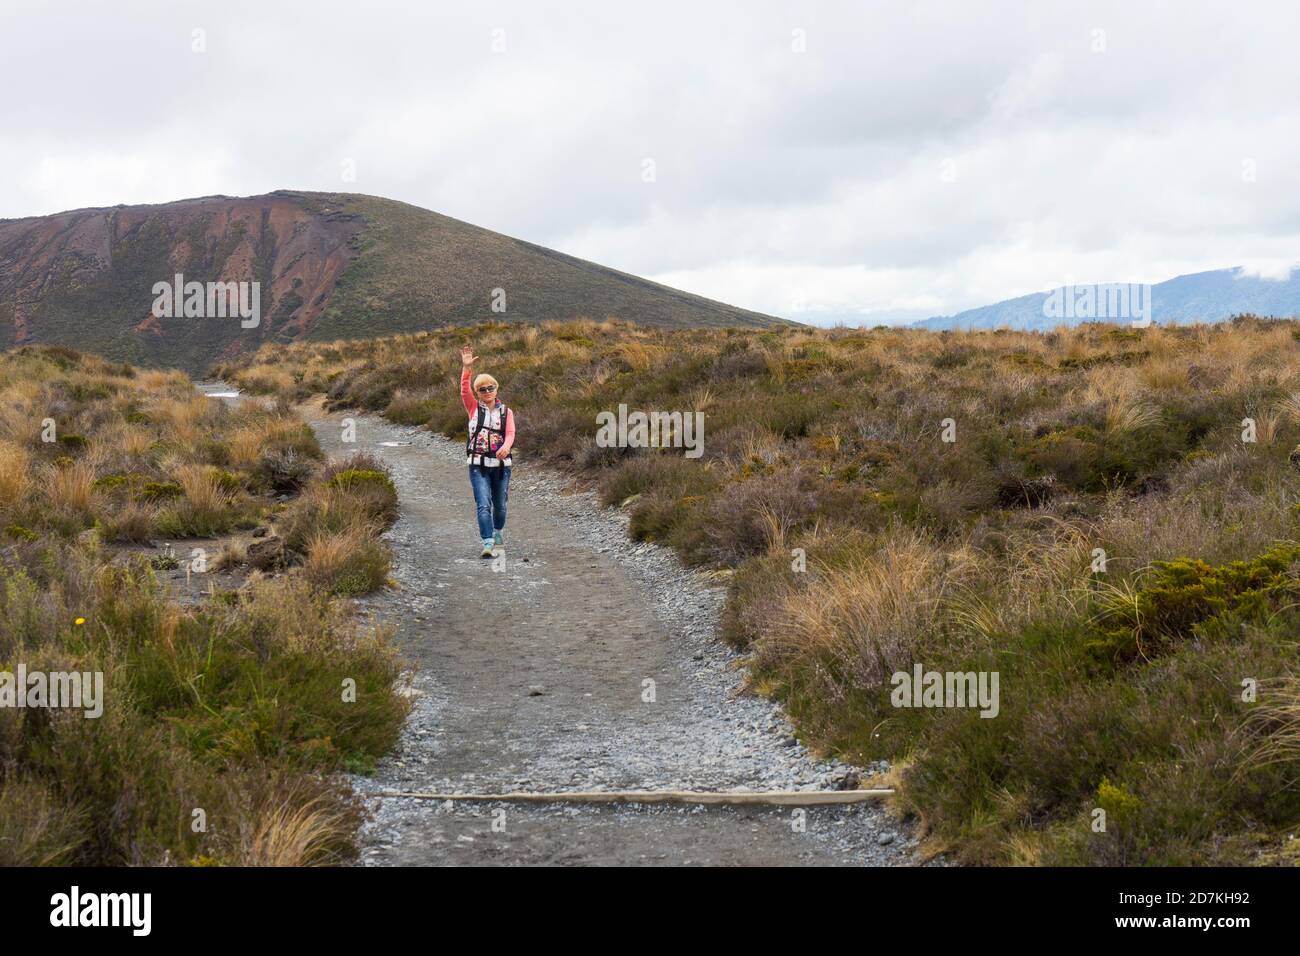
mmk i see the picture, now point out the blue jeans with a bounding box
[468,465,510,541]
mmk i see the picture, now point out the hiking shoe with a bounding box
[480,539,495,558]
[493,531,504,547]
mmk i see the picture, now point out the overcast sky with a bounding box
[4,0,1299,323]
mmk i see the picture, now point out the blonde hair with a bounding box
[472,373,498,392]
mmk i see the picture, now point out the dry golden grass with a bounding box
[1242,677,1300,771]
[238,366,296,395]
[302,523,389,595]
[751,502,808,555]
[581,365,615,394]
[1079,365,1136,406]
[43,460,96,516]
[690,385,718,412]
[1105,396,1164,434]
[228,425,265,469]
[0,381,44,443]
[615,341,664,372]
[0,441,32,507]
[735,428,783,467]
[543,340,590,364]
[235,797,351,866]
[121,425,155,459]
[215,540,248,571]
[944,528,1094,644]
[136,368,187,391]
[1254,409,1283,446]
[1276,391,1300,427]
[156,395,218,447]
[227,417,307,470]
[1143,356,1189,390]
[176,464,233,513]
[100,500,158,544]
[761,527,951,689]
[1222,359,1257,394]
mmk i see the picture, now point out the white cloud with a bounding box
[1235,261,1300,281]
[3,0,1300,322]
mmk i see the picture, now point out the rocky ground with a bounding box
[293,400,924,866]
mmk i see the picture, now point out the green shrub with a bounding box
[1089,543,1300,662]
[1096,777,1141,827]
[210,468,244,495]
[138,481,183,502]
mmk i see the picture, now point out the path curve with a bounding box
[300,401,917,866]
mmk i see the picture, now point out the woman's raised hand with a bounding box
[460,346,477,367]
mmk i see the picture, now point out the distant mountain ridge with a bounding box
[0,191,790,372]
[914,266,1300,331]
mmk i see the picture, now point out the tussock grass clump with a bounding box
[233,792,356,867]
[278,457,397,595]
[304,525,391,596]
[218,316,1300,865]
[42,460,97,531]
[100,501,158,543]
[324,469,399,526]
[1244,678,1300,772]
[0,441,32,506]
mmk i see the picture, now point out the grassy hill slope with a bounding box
[309,193,788,341]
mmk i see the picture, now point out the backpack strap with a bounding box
[467,403,510,464]
[467,403,486,459]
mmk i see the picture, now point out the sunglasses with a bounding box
[477,384,497,393]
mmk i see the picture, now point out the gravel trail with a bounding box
[298,402,918,866]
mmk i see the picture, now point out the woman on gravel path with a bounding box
[460,345,515,557]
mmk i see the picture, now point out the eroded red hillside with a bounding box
[0,192,363,369]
